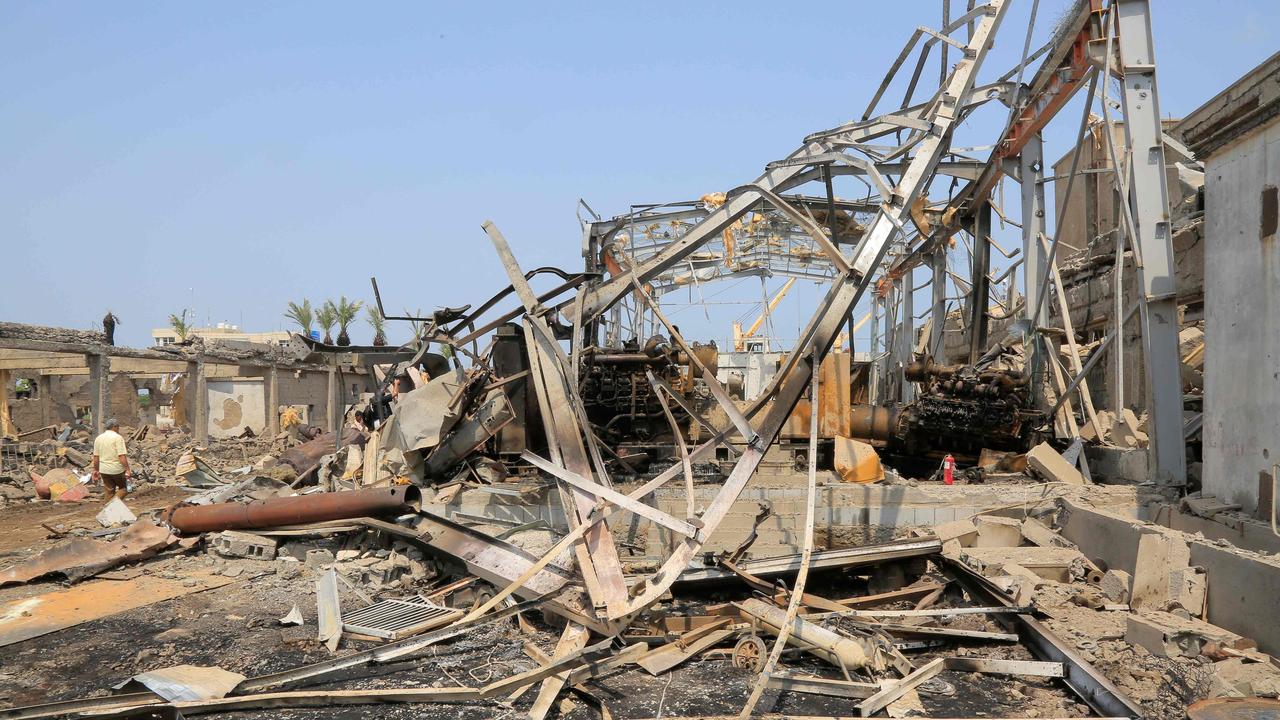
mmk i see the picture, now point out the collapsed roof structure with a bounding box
[11,2,1278,719]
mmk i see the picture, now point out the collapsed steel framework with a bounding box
[414,0,1184,712]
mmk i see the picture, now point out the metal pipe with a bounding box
[849,404,899,444]
[738,598,883,671]
[164,486,422,535]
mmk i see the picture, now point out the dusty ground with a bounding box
[0,485,189,558]
[0,475,1217,720]
[0,514,1098,720]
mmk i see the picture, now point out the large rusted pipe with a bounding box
[164,486,421,535]
[279,428,366,473]
[848,404,899,444]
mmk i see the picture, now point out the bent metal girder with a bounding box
[475,1,1012,621]
[605,0,1011,620]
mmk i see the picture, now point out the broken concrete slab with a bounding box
[1168,566,1207,617]
[959,546,1091,583]
[1130,531,1191,611]
[929,518,979,547]
[1182,495,1242,519]
[1209,657,1280,697]
[1189,539,1280,657]
[1100,569,1133,604]
[1079,410,1115,444]
[1020,517,1074,548]
[1026,443,1086,485]
[1113,409,1149,449]
[1125,610,1254,658]
[973,515,1023,548]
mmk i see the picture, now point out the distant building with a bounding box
[151,322,291,347]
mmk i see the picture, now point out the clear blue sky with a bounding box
[1,1,1275,348]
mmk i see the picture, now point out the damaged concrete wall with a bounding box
[1051,120,1187,256]
[275,371,374,428]
[5,373,140,430]
[1061,499,1280,656]
[430,475,1141,561]
[1198,122,1280,517]
[207,379,265,439]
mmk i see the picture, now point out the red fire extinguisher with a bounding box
[943,454,955,485]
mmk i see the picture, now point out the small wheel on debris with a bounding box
[733,634,768,672]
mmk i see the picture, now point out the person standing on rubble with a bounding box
[102,311,119,345]
[92,418,132,501]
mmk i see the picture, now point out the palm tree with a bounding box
[366,305,387,346]
[405,308,426,345]
[333,296,363,347]
[284,300,314,337]
[168,312,191,342]
[316,302,338,345]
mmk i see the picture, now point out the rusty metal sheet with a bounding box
[782,352,852,440]
[0,570,234,647]
[0,521,176,587]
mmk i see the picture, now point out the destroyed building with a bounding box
[2,4,1280,720]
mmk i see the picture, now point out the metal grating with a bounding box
[342,597,462,640]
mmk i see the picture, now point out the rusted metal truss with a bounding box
[412,0,1184,631]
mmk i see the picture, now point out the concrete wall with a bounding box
[1201,115,1280,516]
[1051,121,1185,256]
[430,475,1141,562]
[1061,500,1280,656]
[5,373,141,430]
[207,378,265,439]
[275,370,374,429]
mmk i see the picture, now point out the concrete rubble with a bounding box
[3,2,1280,720]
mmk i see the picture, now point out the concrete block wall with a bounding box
[429,475,1141,563]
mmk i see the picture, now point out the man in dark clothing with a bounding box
[103,311,119,345]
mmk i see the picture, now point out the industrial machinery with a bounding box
[848,357,1042,463]
[578,336,717,442]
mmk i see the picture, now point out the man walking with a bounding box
[92,418,131,501]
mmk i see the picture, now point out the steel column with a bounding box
[869,294,883,402]
[189,355,207,445]
[967,201,992,363]
[1020,134,1049,409]
[1115,0,1186,487]
[266,364,280,437]
[929,249,947,358]
[881,287,896,402]
[898,272,915,402]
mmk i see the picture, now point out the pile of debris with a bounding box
[0,422,289,507]
[4,473,1276,720]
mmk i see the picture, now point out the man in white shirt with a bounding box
[92,418,132,501]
